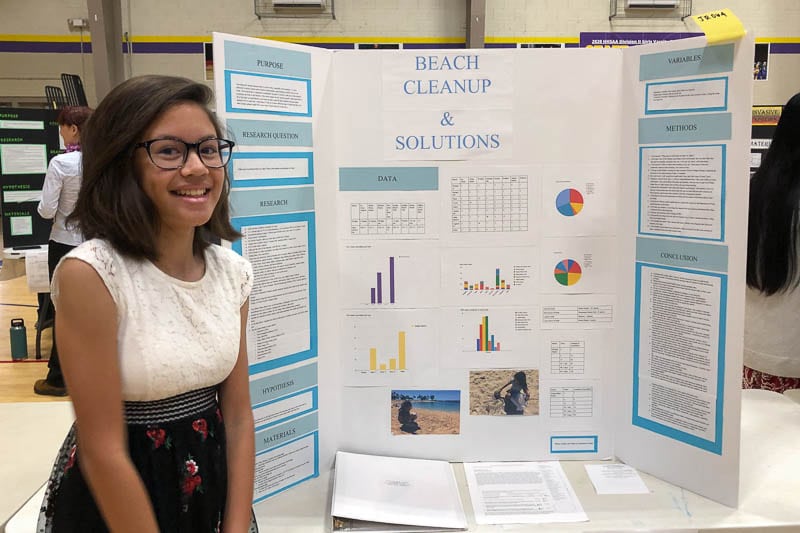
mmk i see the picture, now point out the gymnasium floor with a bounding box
[0,258,71,529]
[0,268,64,404]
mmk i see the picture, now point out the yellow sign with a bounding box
[691,8,746,44]
[752,106,782,126]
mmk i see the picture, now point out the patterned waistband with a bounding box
[124,386,218,425]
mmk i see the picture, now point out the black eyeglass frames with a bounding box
[135,137,235,170]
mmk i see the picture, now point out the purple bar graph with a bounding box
[390,257,395,304]
[370,256,397,305]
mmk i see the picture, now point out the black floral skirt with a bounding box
[37,386,259,532]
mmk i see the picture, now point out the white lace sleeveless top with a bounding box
[52,239,253,401]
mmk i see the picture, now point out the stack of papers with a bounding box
[463,461,587,525]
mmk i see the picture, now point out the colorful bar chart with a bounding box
[368,331,407,371]
[476,315,501,352]
[370,256,396,304]
[462,267,511,292]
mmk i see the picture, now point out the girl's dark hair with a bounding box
[747,91,800,295]
[69,75,239,260]
[513,371,528,389]
[56,106,93,130]
[400,400,412,411]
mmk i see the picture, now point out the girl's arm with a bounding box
[56,258,160,532]
[219,299,256,532]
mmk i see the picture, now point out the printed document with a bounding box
[463,461,587,525]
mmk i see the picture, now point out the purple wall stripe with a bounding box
[0,42,92,53]
[129,42,203,54]
[3,40,800,54]
[304,43,355,49]
[770,43,800,54]
[402,43,466,49]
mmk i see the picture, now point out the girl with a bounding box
[39,76,257,532]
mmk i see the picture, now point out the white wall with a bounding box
[0,0,798,105]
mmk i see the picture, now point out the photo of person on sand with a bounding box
[494,371,530,415]
[391,389,461,435]
[397,400,421,434]
[469,369,540,416]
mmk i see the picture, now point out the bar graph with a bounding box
[341,243,440,309]
[367,331,407,371]
[476,315,501,352]
[441,307,538,368]
[344,309,436,385]
[462,267,511,293]
[370,256,396,304]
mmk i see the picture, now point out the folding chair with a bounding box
[60,73,89,107]
[44,86,67,110]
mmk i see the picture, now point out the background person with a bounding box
[38,75,257,532]
[34,105,93,397]
[745,91,800,393]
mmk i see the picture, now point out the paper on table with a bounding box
[331,451,467,531]
[585,463,650,495]
[463,461,587,525]
[25,249,50,293]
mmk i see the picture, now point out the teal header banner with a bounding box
[224,40,311,79]
[639,44,734,81]
[230,185,315,217]
[255,412,318,453]
[250,363,318,406]
[339,167,439,191]
[636,236,729,272]
[639,113,731,144]
[227,118,313,147]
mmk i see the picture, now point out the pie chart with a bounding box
[554,259,582,286]
[556,188,584,217]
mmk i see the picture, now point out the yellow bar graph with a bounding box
[398,331,406,370]
[365,331,407,372]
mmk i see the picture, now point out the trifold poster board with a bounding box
[0,108,60,248]
[213,32,753,507]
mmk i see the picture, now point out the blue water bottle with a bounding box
[10,318,28,360]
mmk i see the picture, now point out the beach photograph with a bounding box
[390,389,461,435]
[469,369,540,416]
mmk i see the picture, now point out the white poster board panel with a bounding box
[332,49,622,463]
[213,32,340,498]
[615,34,752,507]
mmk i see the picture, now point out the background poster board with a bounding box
[217,33,753,507]
[750,105,781,175]
[0,108,59,248]
[580,32,702,48]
